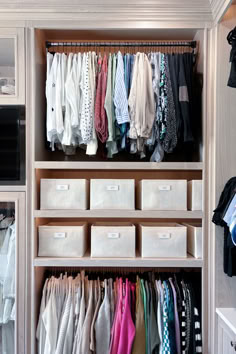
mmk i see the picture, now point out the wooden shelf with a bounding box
[34,253,203,268]
[34,209,203,219]
[34,161,203,171]
[0,185,26,192]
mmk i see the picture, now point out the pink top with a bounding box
[117,279,136,354]
[109,278,123,354]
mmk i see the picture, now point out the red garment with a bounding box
[95,55,108,143]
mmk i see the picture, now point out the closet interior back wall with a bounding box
[33,28,204,163]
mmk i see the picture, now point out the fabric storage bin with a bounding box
[138,223,187,258]
[90,179,135,210]
[40,179,89,210]
[183,222,202,258]
[91,222,135,258]
[187,180,203,210]
[137,179,187,210]
[38,222,88,257]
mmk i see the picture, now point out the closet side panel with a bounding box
[34,29,47,162]
[214,5,236,309]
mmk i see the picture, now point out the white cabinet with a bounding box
[217,309,236,354]
[0,192,26,354]
[0,28,25,104]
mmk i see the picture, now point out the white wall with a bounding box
[214,4,236,308]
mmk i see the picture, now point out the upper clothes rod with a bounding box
[46,41,197,49]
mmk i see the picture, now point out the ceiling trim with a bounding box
[0,1,213,26]
[211,0,232,23]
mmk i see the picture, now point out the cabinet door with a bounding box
[0,28,25,104]
[218,317,236,354]
[0,192,25,354]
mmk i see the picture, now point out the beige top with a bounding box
[128,52,155,139]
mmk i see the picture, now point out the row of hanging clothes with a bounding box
[46,41,198,161]
[0,207,16,354]
[36,270,202,354]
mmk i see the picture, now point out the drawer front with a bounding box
[40,179,88,210]
[188,180,203,211]
[90,179,135,210]
[91,225,135,258]
[140,180,187,210]
[140,225,187,258]
[38,225,87,257]
[218,317,236,354]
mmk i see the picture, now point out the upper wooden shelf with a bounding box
[34,161,203,170]
[34,209,203,219]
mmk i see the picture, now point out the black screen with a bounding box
[0,107,21,180]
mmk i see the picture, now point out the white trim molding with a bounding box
[0,0,213,26]
[211,0,233,23]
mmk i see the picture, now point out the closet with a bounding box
[29,26,208,354]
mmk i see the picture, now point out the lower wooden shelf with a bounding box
[34,209,203,219]
[33,253,203,268]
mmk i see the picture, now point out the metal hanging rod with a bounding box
[46,40,197,49]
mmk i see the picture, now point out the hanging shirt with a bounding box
[80,53,93,143]
[86,51,99,155]
[90,279,101,352]
[148,52,165,162]
[117,279,135,354]
[36,279,49,354]
[95,55,108,143]
[169,278,181,354]
[55,53,64,144]
[179,54,194,143]
[67,54,79,138]
[95,279,111,354]
[114,51,130,125]
[157,53,170,143]
[162,55,177,153]
[46,52,58,150]
[62,53,74,147]
[43,278,59,354]
[132,278,146,354]
[128,53,155,144]
[105,53,118,158]
[162,282,171,354]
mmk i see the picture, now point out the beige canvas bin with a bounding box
[137,179,187,210]
[90,179,135,210]
[38,222,88,257]
[91,222,135,258]
[187,180,203,211]
[138,222,187,258]
[183,222,202,259]
[40,179,89,210]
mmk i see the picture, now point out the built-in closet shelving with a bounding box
[30,27,207,353]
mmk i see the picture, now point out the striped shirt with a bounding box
[114,51,130,124]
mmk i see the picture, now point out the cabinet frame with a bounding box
[0,192,26,354]
[0,28,25,104]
